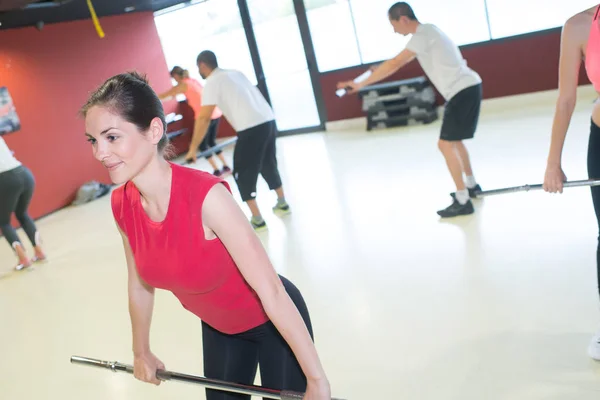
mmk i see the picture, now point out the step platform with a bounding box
[357,75,439,131]
[367,108,439,131]
[362,86,436,112]
[358,76,431,100]
[369,104,437,122]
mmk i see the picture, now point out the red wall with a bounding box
[0,12,183,221]
[320,29,593,122]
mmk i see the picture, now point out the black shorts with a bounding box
[440,83,482,142]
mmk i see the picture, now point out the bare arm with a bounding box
[202,184,330,395]
[118,225,155,356]
[157,82,187,101]
[337,49,416,93]
[544,16,586,193]
[548,18,584,166]
[117,224,165,385]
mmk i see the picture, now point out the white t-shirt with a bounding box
[0,137,21,174]
[405,23,481,101]
[201,68,275,132]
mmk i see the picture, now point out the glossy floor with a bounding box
[2,87,600,400]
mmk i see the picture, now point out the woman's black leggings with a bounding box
[201,275,313,400]
[588,119,600,300]
[233,120,283,202]
[199,118,222,160]
[0,165,38,249]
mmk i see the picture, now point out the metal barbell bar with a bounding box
[71,355,347,400]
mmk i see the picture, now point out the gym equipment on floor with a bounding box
[357,76,438,131]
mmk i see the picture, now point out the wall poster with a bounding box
[0,87,21,136]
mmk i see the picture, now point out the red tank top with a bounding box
[182,78,222,120]
[586,5,600,92]
[111,163,269,334]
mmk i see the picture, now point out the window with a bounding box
[348,0,410,65]
[348,0,492,64]
[246,0,322,130]
[407,1,491,46]
[305,0,362,72]
[154,0,257,86]
[486,0,598,39]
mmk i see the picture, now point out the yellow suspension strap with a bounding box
[86,0,105,38]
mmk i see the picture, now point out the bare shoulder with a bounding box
[561,8,595,50]
[564,6,595,33]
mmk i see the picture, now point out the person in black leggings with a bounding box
[198,117,230,176]
[202,275,313,399]
[543,4,600,360]
[0,137,46,270]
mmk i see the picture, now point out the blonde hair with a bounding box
[170,66,189,79]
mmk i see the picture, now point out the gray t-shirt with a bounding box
[202,68,275,132]
[406,23,481,101]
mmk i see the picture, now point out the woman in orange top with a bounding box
[158,66,230,176]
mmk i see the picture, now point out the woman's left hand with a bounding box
[303,377,331,399]
[185,149,197,164]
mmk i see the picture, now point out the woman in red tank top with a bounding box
[81,72,333,399]
[543,4,600,361]
[157,66,230,176]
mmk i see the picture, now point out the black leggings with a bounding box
[199,118,222,159]
[589,119,600,300]
[0,165,38,249]
[201,275,313,400]
[233,120,283,202]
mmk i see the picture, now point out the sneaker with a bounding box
[588,331,600,361]
[213,169,222,177]
[251,216,267,231]
[437,198,475,218]
[15,260,32,271]
[451,184,482,199]
[222,166,231,174]
[273,200,291,216]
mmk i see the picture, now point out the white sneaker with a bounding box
[588,331,600,361]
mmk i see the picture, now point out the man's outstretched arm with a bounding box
[337,49,416,93]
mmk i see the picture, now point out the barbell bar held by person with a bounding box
[70,355,347,400]
[475,179,600,198]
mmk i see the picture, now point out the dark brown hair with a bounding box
[196,50,218,69]
[388,2,417,21]
[80,71,174,158]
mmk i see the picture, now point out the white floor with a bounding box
[2,87,600,400]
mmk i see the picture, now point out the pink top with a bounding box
[111,163,269,335]
[182,78,222,120]
[586,5,600,92]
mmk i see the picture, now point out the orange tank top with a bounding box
[586,5,600,92]
[182,78,222,120]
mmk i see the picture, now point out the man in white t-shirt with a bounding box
[337,2,483,218]
[185,50,290,231]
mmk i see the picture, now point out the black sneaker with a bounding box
[437,198,475,218]
[450,184,482,199]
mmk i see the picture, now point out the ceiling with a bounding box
[0,0,194,30]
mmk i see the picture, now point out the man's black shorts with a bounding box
[440,83,482,142]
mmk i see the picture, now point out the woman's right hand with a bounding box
[133,351,165,385]
[543,163,567,193]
